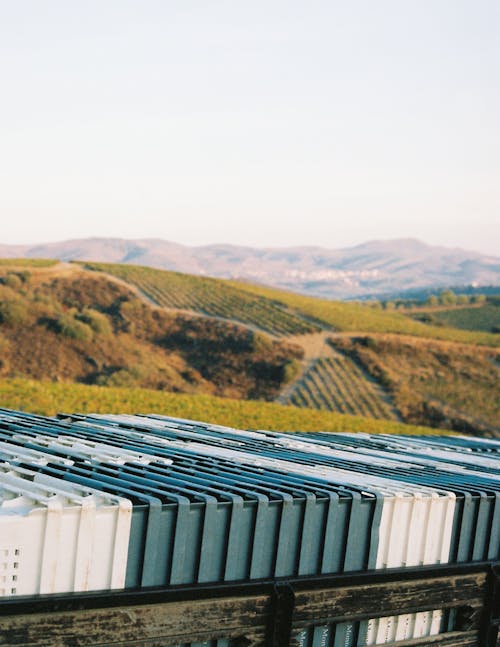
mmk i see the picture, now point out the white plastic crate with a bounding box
[0,409,496,647]
[151,437,456,645]
[9,433,173,466]
[0,464,132,596]
[0,440,74,466]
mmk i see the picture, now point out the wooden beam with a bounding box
[0,595,270,647]
[0,564,495,647]
[293,572,488,625]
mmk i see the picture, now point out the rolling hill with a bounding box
[83,261,320,336]
[0,377,438,435]
[227,278,500,346]
[0,258,498,436]
[409,302,500,333]
[0,261,303,400]
[0,236,498,299]
[330,335,499,436]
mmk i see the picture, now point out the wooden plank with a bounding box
[0,595,270,647]
[293,572,487,625]
[0,569,492,647]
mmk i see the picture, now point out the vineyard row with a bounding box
[94,264,319,336]
[283,356,399,421]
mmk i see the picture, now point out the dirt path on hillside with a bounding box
[73,264,284,337]
[285,332,335,359]
[276,337,343,406]
[34,264,333,343]
[277,343,402,421]
[33,264,500,353]
[27,262,161,305]
[27,261,81,278]
[276,332,336,404]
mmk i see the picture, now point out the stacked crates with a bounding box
[0,463,132,596]
[0,408,498,646]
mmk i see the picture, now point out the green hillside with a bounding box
[410,303,500,333]
[0,377,441,435]
[228,280,500,346]
[84,262,319,336]
[81,260,500,346]
[0,258,58,268]
[0,259,498,436]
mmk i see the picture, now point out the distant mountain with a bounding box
[0,237,498,299]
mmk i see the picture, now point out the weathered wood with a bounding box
[0,595,270,647]
[0,564,495,647]
[292,572,488,625]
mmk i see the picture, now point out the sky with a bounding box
[0,1,499,255]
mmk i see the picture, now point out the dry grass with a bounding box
[330,335,499,435]
[0,267,302,400]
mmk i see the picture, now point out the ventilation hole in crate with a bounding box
[0,548,22,575]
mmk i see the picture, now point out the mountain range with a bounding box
[1,237,498,299]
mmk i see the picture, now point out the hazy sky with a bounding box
[1,1,498,254]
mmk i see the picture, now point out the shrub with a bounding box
[472,294,486,304]
[77,308,113,336]
[282,358,301,384]
[362,336,379,351]
[17,270,31,283]
[4,274,22,290]
[0,300,28,326]
[119,299,146,333]
[251,332,274,354]
[53,313,93,342]
[96,367,143,388]
[440,290,457,305]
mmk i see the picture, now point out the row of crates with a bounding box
[0,408,498,646]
